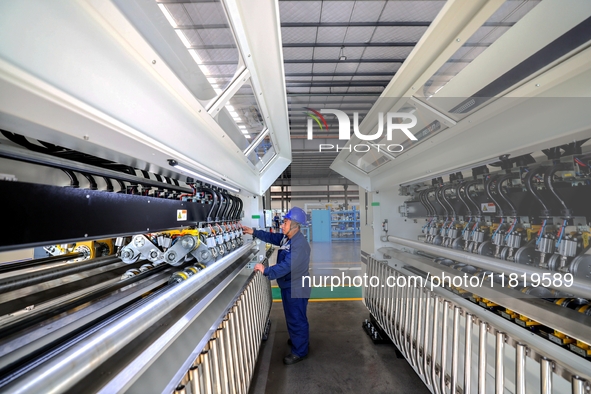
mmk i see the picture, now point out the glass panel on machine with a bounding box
[345,149,391,174]
[412,0,542,120]
[157,0,242,98]
[247,134,276,171]
[227,79,267,144]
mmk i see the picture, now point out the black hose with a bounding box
[441,184,457,218]
[435,186,449,218]
[484,175,504,217]
[220,192,232,220]
[62,169,79,188]
[81,173,97,190]
[228,195,239,220]
[103,177,114,192]
[213,190,225,221]
[456,182,472,217]
[235,196,243,221]
[425,188,438,218]
[496,173,519,216]
[544,162,572,217]
[198,186,218,222]
[418,189,433,217]
[464,180,482,216]
[524,166,551,218]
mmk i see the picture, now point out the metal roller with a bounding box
[541,357,553,394]
[451,306,461,394]
[515,343,526,394]
[495,331,505,394]
[431,296,441,394]
[464,313,473,394]
[440,301,450,394]
[416,287,425,378]
[478,321,488,394]
[410,285,419,368]
[423,291,432,388]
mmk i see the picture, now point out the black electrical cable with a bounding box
[198,186,218,222]
[102,177,114,192]
[418,189,432,217]
[235,196,243,221]
[425,188,438,218]
[227,195,238,220]
[220,192,232,220]
[213,189,225,221]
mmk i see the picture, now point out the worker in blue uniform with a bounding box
[242,207,311,365]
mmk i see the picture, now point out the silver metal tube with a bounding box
[410,286,418,368]
[201,350,213,394]
[464,313,473,394]
[0,242,255,394]
[386,236,591,300]
[541,357,553,394]
[189,365,201,394]
[495,331,505,394]
[416,287,425,378]
[572,376,586,394]
[478,321,488,394]
[237,297,251,383]
[515,343,526,394]
[231,305,246,394]
[440,301,450,394]
[397,276,407,355]
[404,282,413,359]
[209,338,221,394]
[431,296,441,394]
[451,306,461,394]
[393,273,402,349]
[366,258,373,315]
[221,320,236,394]
[423,291,432,388]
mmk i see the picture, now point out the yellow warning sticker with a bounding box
[177,210,187,221]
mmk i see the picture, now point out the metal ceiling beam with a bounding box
[287,72,395,77]
[285,21,513,27]
[285,58,405,63]
[287,100,375,105]
[283,42,489,48]
[272,177,355,186]
[287,93,380,96]
[286,81,390,87]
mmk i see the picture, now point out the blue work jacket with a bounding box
[252,229,311,298]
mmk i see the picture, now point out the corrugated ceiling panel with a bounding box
[372,26,428,42]
[330,87,350,94]
[351,1,387,23]
[312,63,337,73]
[196,28,235,46]
[356,62,400,73]
[164,4,192,26]
[312,76,335,81]
[281,27,319,44]
[348,86,384,93]
[283,47,315,60]
[183,30,205,46]
[287,87,311,94]
[183,3,227,25]
[336,47,365,60]
[335,62,359,73]
[362,46,413,59]
[198,48,239,62]
[343,26,376,43]
[320,1,354,23]
[313,47,341,60]
[286,76,315,81]
[279,1,322,23]
[310,87,332,93]
[332,76,353,81]
[450,46,487,61]
[466,26,511,45]
[379,1,445,22]
[284,63,314,73]
[351,75,393,81]
[317,27,347,43]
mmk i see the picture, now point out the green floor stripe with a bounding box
[271,286,362,300]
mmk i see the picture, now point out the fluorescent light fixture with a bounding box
[245,135,251,139]
[168,160,240,193]
[228,111,239,117]
[158,4,178,28]
[238,125,246,129]
[241,130,249,135]
[188,49,202,64]
[225,105,235,111]
[175,30,192,48]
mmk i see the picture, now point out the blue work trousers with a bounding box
[281,287,309,357]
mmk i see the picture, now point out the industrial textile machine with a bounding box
[328,0,591,393]
[0,0,290,392]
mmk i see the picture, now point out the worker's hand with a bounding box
[242,226,254,235]
[254,263,265,274]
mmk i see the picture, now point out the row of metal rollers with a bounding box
[365,257,589,394]
[173,271,272,394]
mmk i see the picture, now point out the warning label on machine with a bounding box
[177,210,187,221]
[481,203,496,213]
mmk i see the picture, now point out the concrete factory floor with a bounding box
[249,241,430,394]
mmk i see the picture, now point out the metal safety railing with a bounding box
[174,271,272,394]
[365,256,591,394]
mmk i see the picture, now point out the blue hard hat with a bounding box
[284,207,307,225]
